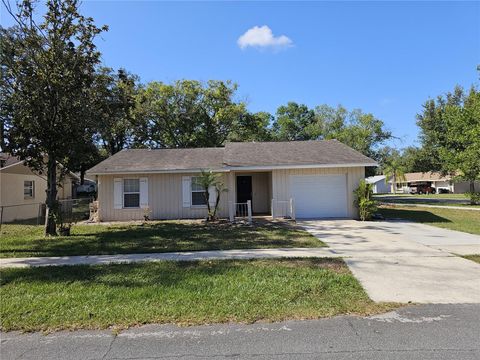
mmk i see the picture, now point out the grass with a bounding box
[374,193,478,207]
[462,255,480,264]
[0,258,396,332]
[0,220,325,258]
[378,205,480,235]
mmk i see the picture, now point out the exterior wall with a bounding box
[0,163,77,223]
[372,180,389,194]
[271,167,365,219]
[97,173,230,222]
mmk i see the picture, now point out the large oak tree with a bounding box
[1,0,107,234]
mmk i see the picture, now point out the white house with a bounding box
[365,175,390,194]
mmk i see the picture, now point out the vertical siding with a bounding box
[98,173,229,222]
[271,167,365,219]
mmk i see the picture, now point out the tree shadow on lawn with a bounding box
[0,258,346,289]
[0,220,321,258]
[379,208,452,223]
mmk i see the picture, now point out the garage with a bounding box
[290,174,348,218]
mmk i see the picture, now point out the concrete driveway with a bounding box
[299,220,480,304]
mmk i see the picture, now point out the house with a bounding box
[392,172,480,194]
[87,140,376,221]
[0,153,79,223]
[86,140,376,221]
[365,175,390,194]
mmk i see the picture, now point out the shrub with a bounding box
[354,180,377,221]
[465,192,480,205]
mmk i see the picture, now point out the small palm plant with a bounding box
[194,170,228,221]
[383,158,407,194]
[354,180,377,221]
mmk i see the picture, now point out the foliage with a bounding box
[465,192,480,205]
[1,0,107,235]
[194,170,227,221]
[136,80,261,148]
[382,153,406,194]
[416,85,480,203]
[353,180,377,221]
[93,67,140,155]
[271,103,391,163]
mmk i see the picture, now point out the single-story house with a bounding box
[87,140,376,221]
[392,172,480,194]
[0,153,79,223]
[365,175,390,194]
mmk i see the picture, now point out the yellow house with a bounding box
[0,153,79,223]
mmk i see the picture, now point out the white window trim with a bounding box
[123,178,140,209]
[191,177,207,208]
[24,180,35,199]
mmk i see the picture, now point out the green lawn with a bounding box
[462,255,480,264]
[378,205,480,235]
[0,259,395,332]
[374,194,467,199]
[0,220,325,258]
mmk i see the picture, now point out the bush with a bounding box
[465,192,480,205]
[354,180,377,221]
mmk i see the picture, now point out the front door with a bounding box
[236,176,252,204]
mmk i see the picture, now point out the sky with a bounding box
[1,1,479,148]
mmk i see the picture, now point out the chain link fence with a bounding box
[0,198,94,229]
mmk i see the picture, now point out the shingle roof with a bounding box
[224,140,376,167]
[87,140,376,175]
[403,172,451,182]
[0,153,23,168]
[87,148,225,174]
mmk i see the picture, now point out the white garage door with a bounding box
[290,175,348,218]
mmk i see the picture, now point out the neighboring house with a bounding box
[365,175,390,194]
[392,172,480,194]
[0,153,79,223]
[87,140,376,221]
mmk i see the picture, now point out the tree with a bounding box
[354,180,377,221]
[93,67,139,156]
[1,0,107,235]
[383,155,407,194]
[194,170,227,221]
[417,85,480,204]
[136,80,250,148]
[272,102,317,141]
[440,87,480,203]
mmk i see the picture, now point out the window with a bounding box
[191,177,207,206]
[24,180,35,199]
[123,179,140,208]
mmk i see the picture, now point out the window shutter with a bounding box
[140,177,148,209]
[208,185,217,207]
[182,176,191,208]
[114,178,123,209]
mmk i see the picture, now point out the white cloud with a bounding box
[237,25,293,51]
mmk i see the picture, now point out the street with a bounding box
[1,304,479,360]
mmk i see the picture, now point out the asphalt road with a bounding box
[1,304,479,360]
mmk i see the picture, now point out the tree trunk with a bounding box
[80,167,85,185]
[44,155,58,236]
[470,180,476,205]
[392,174,396,194]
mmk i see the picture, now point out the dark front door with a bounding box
[236,176,252,204]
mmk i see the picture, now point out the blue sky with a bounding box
[1,1,479,148]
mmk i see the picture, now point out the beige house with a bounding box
[0,153,78,223]
[87,140,375,221]
[392,172,480,194]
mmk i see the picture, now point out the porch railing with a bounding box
[271,198,295,220]
[228,200,252,224]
